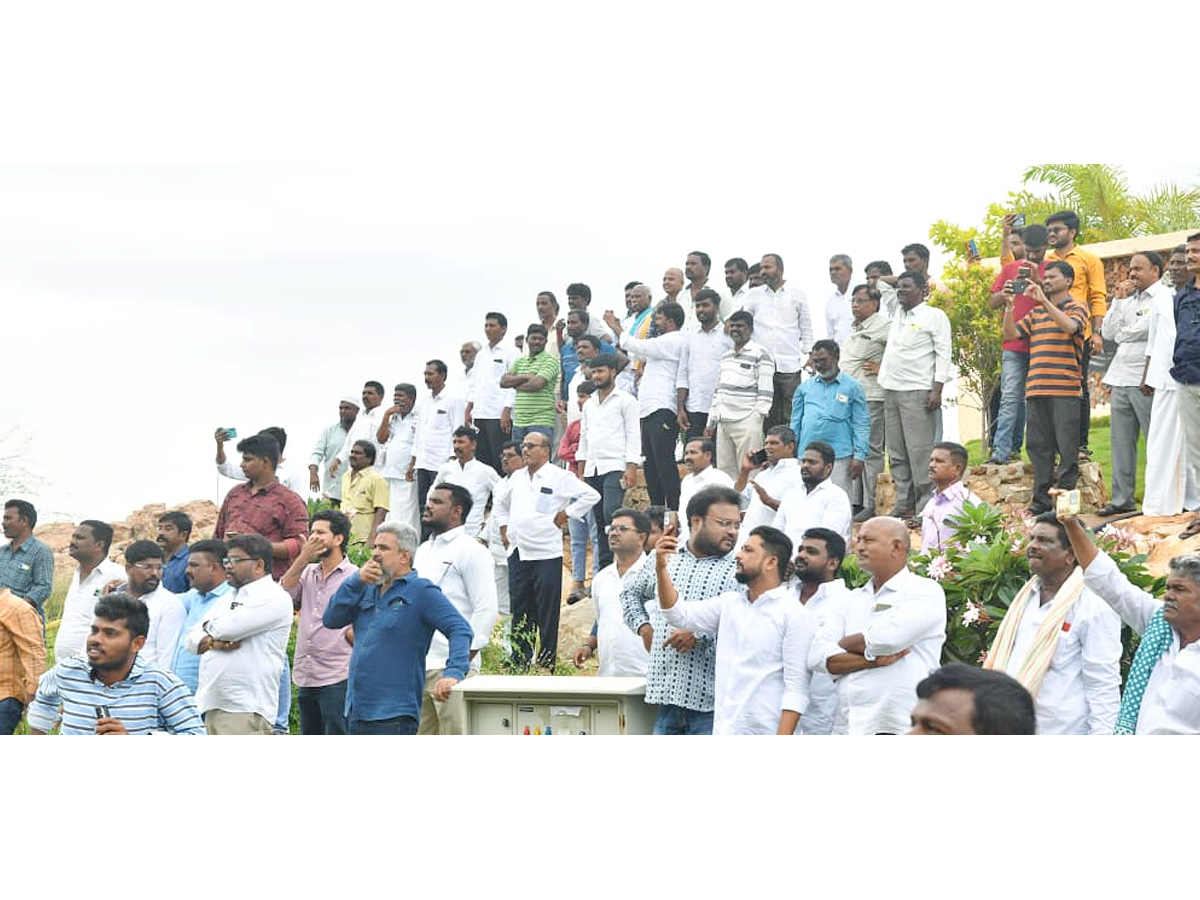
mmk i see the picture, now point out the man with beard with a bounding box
[341,440,389,553]
[655,524,813,734]
[309,397,359,506]
[792,527,849,735]
[724,257,750,311]
[741,253,814,431]
[676,288,733,446]
[281,509,356,735]
[773,441,853,549]
[27,594,204,735]
[434,427,500,539]
[500,327,560,446]
[101,540,186,670]
[0,499,54,618]
[982,512,1120,734]
[54,520,125,665]
[156,510,193,595]
[414,483,497,734]
[621,486,743,735]
[789,339,869,494]
[840,285,890,521]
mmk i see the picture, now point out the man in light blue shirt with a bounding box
[170,539,232,694]
[790,339,870,495]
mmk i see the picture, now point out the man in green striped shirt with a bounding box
[501,324,560,444]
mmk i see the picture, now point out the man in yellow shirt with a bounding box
[341,440,390,555]
[1046,210,1107,458]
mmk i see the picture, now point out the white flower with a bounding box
[961,602,981,626]
[928,554,953,582]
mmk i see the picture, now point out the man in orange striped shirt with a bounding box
[1002,261,1089,515]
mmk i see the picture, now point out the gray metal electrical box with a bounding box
[452,675,656,735]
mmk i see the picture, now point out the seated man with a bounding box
[908,663,1036,735]
[27,594,205,735]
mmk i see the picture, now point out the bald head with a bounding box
[663,267,684,296]
[855,516,911,584]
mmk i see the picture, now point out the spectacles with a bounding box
[520,442,546,449]
[605,524,637,534]
[131,562,164,573]
[705,516,740,530]
[223,556,254,567]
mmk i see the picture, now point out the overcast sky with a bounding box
[1,5,1195,523]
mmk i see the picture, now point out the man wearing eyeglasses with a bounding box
[100,540,186,670]
[183,534,294,735]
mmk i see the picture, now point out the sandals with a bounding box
[1180,517,1200,541]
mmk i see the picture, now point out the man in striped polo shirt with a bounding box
[1002,261,1088,515]
[704,310,776,482]
[27,594,204,735]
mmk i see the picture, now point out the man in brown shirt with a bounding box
[0,588,46,733]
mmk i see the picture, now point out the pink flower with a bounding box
[928,554,953,582]
[961,601,981,626]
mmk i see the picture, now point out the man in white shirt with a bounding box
[572,507,651,677]
[876,270,952,516]
[309,397,358,506]
[982,512,1120,734]
[682,251,732,325]
[408,360,469,514]
[741,253,814,430]
[54,520,125,664]
[826,254,854,345]
[735,426,804,535]
[656,524,814,735]
[677,438,735,544]
[376,383,421,530]
[434,426,500,539]
[331,381,388,482]
[773,441,853,548]
[100,540,186,671]
[705,310,776,481]
[494,431,599,668]
[415,483,498,734]
[605,302,686,512]
[485,441,525,652]
[810,517,946,734]
[576,353,640,571]
[1061,513,1200,734]
[183,534,293,735]
[1142,246,1200,515]
[1099,252,1158,515]
[564,282,617,344]
[793,527,849,735]
[215,425,305,494]
[865,260,900,319]
[676,288,734,446]
[724,257,751,313]
[465,311,518,474]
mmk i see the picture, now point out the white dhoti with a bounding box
[1142,385,1200,515]
[385,477,422,529]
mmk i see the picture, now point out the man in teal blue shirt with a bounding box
[170,539,232,694]
[790,340,870,496]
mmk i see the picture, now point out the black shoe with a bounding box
[985,457,1005,465]
[1097,504,1137,517]
[1028,503,1050,516]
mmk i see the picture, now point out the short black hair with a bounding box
[537,291,560,311]
[310,509,351,547]
[747,262,762,276]
[260,426,288,455]
[590,353,618,372]
[527,323,548,338]
[748,525,792,576]
[725,257,748,274]
[901,243,930,262]
[687,251,712,272]
[500,440,521,456]
[4,499,37,529]
[567,308,590,325]
[685,485,742,524]
[658,302,685,329]
[157,510,192,537]
[1044,260,1075,283]
[189,538,227,567]
[898,270,927,291]
[1045,210,1080,233]
[80,520,114,554]
[352,439,377,464]
[811,338,839,357]
[426,359,448,377]
[432,481,474,524]
[727,310,754,327]
[1020,224,1048,249]
[610,507,651,537]
[363,381,385,396]
[803,441,836,467]
[865,260,893,276]
[452,426,479,444]
[576,381,597,397]
[686,437,716,458]
[850,284,882,306]
[694,287,722,308]
[395,382,418,400]
[486,311,508,329]
[1131,250,1164,275]
[93,593,150,640]
[237,433,280,468]
[801,527,846,568]
[575,334,603,353]
[566,282,592,302]
[1032,511,1070,551]
[226,534,272,571]
[915,663,1036,735]
[933,441,969,471]
[124,540,164,565]
[647,505,668,530]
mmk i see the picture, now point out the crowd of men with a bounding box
[2,222,1199,735]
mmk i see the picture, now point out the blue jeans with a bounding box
[349,715,418,735]
[568,509,599,584]
[653,704,714,735]
[298,681,348,735]
[0,697,23,735]
[991,349,1028,460]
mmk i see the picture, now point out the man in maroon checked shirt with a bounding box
[214,432,308,581]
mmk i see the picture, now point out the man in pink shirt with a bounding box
[920,442,982,553]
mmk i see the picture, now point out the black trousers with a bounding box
[587,470,625,570]
[417,468,438,539]
[1079,340,1093,448]
[641,408,680,510]
[1026,395,1081,510]
[473,418,506,475]
[508,550,563,668]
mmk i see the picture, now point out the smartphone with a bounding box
[1013,265,1032,296]
[1012,213,1026,228]
[664,510,679,535]
[1055,490,1080,517]
[223,427,238,439]
[967,238,980,258]
[750,448,768,466]
[95,705,111,719]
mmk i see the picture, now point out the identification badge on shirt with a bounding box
[872,602,892,613]
[436,408,447,415]
[20,563,30,571]
[836,393,849,404]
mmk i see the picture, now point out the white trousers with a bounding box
[385,477,422,529]
[1142,386,1200,515]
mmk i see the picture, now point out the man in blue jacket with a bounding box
[324,522,473,734]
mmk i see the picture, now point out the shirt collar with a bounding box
[90,653,146,685]
[432,525,466,545]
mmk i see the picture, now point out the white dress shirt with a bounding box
[796,579,849,736]
[495,463,600,560]
[335,404,388,467]
[377,411,417,480]
[826,285,853,345]
[184,574,294,721]
[592,553,650,678]
[414,526,498,674]
[741,283,814,373]
[1002,580,1121,735]
[1102,288,1153,387]
[578,388,641,477]
[678,465,735,544]
[54,559,127,663]
[1084,550,1200,734]
[434,457,500,537]
[468,340,519,418]
[140,585,187,671]
[877,301,952,392]
[411,390,468,472]
[741,458,805,534]
[619,330,685,417]
[1140,281,1178,391]
[679,281,732,333]
[773,477,853,547]
[661,583,815,735]
[677,322,734,414]
[811,568,947,735]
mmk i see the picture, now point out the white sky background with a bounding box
[0,3,1196,522]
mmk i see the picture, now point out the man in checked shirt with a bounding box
[621,485,742,735]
